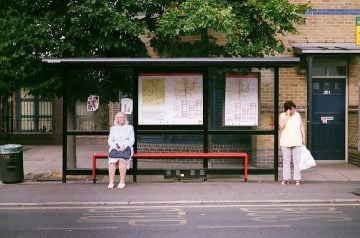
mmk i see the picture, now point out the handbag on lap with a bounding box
[109,146,131,159]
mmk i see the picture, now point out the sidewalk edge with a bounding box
[0,199,359,208]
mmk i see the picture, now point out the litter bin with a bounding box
[0,144,24,183]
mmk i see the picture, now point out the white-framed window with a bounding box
[16,89,53,132]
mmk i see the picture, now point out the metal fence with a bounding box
[0,95,14,134]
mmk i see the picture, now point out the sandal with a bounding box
[281,180,289,185]
[295,181,301,186]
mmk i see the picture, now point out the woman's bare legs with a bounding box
[108,163,117,187]
[118,160,127,186]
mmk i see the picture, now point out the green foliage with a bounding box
[0,0,311,98]
[65,0,145,57]
[152,0,311,57]
[0,0,149,97]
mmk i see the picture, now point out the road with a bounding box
[1,203,359,238]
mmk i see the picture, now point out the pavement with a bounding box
[0,145,360,206]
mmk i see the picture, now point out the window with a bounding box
[313,66,326,76]
[313,60,347,77]
[16,89,53,132]
[328,66,346,76]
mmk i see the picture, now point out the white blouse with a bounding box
[107,124,135,154]
[279,112,302,147]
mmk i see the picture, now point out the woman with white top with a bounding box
[107,112,135,189]
[279,100,305,185]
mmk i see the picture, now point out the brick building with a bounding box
[281,0,360,166]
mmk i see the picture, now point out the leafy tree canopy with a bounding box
[153,0,310,57]
[0,0,310,98]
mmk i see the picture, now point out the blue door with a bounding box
[311,78,345,160]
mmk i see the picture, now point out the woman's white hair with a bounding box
[113,112,128,126]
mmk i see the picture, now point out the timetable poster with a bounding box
[224,73,259,126]
[138,73,203,125]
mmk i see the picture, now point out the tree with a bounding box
[0,0,311,97]
[151,0,311,57]
[0,0,151,97]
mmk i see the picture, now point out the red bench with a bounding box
[92,152,248,183]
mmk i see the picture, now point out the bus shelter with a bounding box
[42,57,299,183]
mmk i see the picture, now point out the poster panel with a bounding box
[224,73,259,126]
[138,73,203,125]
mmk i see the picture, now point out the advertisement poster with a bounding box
[224,73,259,126]
[87,95,99,112]
[121,97,133,114]
[138,73,203,125]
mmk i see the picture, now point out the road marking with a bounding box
[240,207,352,222]
[77,207,187,226]
[1,203,360,210]
[198,225,290,228]
[37,227,117,230]
[128,219,187,226]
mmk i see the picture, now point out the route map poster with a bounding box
[138,73,203,125]
[224,73,259,126]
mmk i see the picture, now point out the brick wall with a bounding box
[279,68,307,108]
[291,0,360,9]
[348,57,360,151]
[281,1,360,52]
[349,57,360,107]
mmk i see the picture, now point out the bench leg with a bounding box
[244,155,248,182]
[133,158,137,182]
[92,156,97,184]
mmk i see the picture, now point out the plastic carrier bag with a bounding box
[299,145,316,171]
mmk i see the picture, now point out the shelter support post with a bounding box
[274,67,279,181]
[62,70,68,183]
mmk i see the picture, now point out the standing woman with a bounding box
[107,112,135,189]
[279,100,305,185]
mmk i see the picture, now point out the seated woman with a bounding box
[107,112,135,189]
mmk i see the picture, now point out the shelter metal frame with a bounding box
[42,57,299,183]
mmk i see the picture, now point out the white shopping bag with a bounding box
[299,145,316,171]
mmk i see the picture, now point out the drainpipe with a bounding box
[306,56,313,150]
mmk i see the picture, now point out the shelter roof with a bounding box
[292,43,360,55]
[42,57,299,68]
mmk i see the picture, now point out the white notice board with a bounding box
[224,73,259,126]
[138,73,203,125]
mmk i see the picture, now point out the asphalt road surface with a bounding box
[1,203,359,238]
